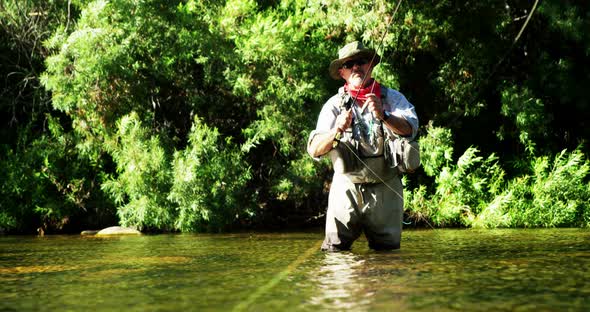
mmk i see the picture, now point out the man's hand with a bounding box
[307,109,354,158]
[365,93,412,136]
[335,108,353,133]
[364,93,385,120]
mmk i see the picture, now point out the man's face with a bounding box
[339,58,373,88]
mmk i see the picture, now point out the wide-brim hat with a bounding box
[329,41,380,80]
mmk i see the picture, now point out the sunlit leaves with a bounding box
[169,116,252,232]
[5,0,590,232]
[499,85,548,153]
[419,122,454,177]
[101,113,173,231]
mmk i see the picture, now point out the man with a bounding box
[307,41,419,251]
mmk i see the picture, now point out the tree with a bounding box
[2,0,589,232]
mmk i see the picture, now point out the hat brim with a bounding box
[329,50,380,80]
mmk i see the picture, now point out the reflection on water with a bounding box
[1,229,589,311]
[309,252,368,310]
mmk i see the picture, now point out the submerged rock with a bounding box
[95,226,141,236]
[81,230,100,235]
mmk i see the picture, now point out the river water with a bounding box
[1,228,589,311]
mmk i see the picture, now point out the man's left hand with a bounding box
[364,93,384,120]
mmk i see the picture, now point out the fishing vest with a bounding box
[329,86,394,184]
[329,86,421,183]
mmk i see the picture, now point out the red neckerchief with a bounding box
[344,79,381,104]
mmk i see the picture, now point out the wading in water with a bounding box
[307,41,419,251]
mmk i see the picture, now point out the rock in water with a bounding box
[81,230,100,235]
[96,226,141,236]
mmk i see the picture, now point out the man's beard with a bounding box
[348,70,365,88]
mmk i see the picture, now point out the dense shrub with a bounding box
[168,116,252,232]
[407,124,590,228]
[2,0,589,232]
[101,113,174,231]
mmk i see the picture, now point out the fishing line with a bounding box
[513,0,539,45]
[340,142,400,199]
[338,0,539,228]
[343,0,404,152]
[337,0,430,227]
[340,141,434,229]
[232,240,322,312]
[482,0,539,93]
[338,0,410,205]
[450,0,539,122]
[352,0,404,103]
[340,0,405,191]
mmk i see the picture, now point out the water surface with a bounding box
[1,229,589,311]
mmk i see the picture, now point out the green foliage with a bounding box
[499,85,549,153]
[40,0,255,231]
[225,2,330,146]
[393,1,514,117]
[272,152,328,204]
[409,125,590,229]
[0,114,113,232]
[514,148,589,227]
[168,116,252,232]
[41,0,226,153]
[437,148,505,225]
[407,126,505,226]
[101,113,173,231]
[219,0,339,208]
[0,0,78,118]
[410,125,590,229]
[474,148,590,228]
[3,0,590,232]
[419,122,454,177]
[0,0,99,233]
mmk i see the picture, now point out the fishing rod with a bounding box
[337,0,405,196]
[335,0,430,227]
[446,0,540,125]
[490,0,539,85]
[336,0,539,228]
[351,0,404,105]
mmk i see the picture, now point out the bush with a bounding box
[406,124,505,227]
[0,115,113,233]
[101,113,174,231]
[168,116,252,232]
[3,0,589,232]
[472,147,590,228]
[513,148,589,227]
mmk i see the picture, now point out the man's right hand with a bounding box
[335,109,353,133]
[307,109,354,158]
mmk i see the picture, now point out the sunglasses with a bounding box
[341,58,369,69]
